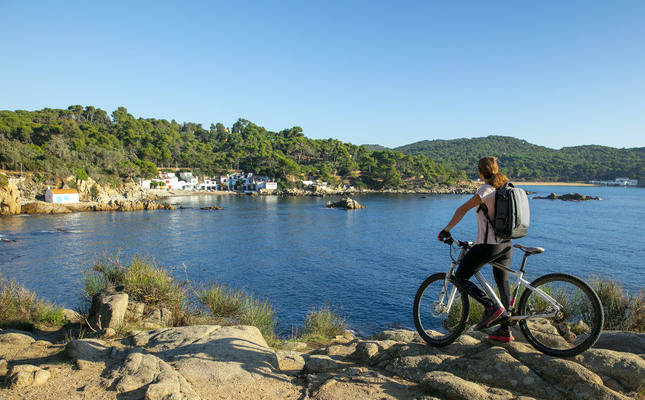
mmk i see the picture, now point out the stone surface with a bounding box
[0,179,21,215]
[20,201,72,214]
[6,364,51,389]
[88,290,129,330]
[276,351,306,374]
[65,339,112,362]
[326,197,366,209]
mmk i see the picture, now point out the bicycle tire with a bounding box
[517,273,604,357]
[413,272,470,346]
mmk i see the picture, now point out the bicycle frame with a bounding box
[445,242,564,322]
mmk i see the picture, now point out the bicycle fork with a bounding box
[435,262,460,315]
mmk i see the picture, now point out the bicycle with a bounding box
[413,237,604,357]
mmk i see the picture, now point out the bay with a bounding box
[0,185,643,335]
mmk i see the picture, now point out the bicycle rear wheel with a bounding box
[413,272,470,346]
[517,273,604,357]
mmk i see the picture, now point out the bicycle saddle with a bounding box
[513,244,545,254]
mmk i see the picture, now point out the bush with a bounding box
[198,283,277,344]
[0,173,7,187]
[0,274,65,329]
[591,277,644,332]
[82,254,187,321]
[301,304,347,341]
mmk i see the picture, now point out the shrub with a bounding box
[0,173,7,187]
[198,283,277,344]
[0,274,65,329]
[81,254,187,322]
[591,277,644,332]
[302,303,347,341]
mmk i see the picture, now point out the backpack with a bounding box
[478,181,530,242]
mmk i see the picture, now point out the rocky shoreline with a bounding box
[1,321,643,400]
[1,171,479,216]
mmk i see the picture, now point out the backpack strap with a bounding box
[477,199,497,245]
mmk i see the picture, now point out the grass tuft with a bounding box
[0,273,65,329]
[301,303,348,342]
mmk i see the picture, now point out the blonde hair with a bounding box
[478,156,509,189]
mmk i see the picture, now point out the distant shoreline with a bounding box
[515,181,597,187]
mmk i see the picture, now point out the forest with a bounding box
[395,136,644,182]
[0,106,462,189]
[1,106,642,188]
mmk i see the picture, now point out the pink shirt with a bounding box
[475,184,502,244]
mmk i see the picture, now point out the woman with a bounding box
[437,156,514,342]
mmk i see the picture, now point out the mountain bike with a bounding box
[413,237,604,357]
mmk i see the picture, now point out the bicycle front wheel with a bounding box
[413,272,470,346]
[517,273,604,357]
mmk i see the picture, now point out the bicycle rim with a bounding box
[413,272,470,346]
[517,273,604,357]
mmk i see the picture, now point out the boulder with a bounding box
[326,197,366,209]
[276,351,305,374]
[0,331,36,346]
[0,179,21,215]
[305,355,342,373]
[65,338,112,362]
[88,290,129,331]
[6,364,51,389]
[0,358,8,376]
[594,330,645,354]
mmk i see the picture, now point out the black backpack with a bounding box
[478,182,530,242]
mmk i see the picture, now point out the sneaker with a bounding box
[488,326,515,343]
[475,306,505,330]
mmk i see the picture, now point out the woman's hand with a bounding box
[437,229,451,242]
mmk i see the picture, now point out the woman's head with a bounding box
[478,156,509,189]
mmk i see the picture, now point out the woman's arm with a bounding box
[442,194,482,232]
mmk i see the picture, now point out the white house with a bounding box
[45,188,79,204]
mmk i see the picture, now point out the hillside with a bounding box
[0,106,464,191]
[395,135,644,182]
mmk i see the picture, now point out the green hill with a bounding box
[395,136,644,182]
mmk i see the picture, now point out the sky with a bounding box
[1,1,644,150]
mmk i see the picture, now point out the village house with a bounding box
[45,187,79,204]
[141,172,278,192]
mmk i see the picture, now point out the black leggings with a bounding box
[453,243,513,309]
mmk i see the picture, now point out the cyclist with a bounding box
[437,156,514,342]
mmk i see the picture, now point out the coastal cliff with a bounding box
[1,324,643,399]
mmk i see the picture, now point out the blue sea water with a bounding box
[0,185,643,335]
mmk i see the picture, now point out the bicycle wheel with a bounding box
[413,272,470,346]
[517,273,604,357]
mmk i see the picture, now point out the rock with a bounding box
[0,358,8,376]
[326,197,366,209]
[125,325,300,399]
[371,329,418,343]
[88,290,129,331]
[0,331,36,346]
[276,351,305,374]
[534,193,601,201]
[143,308,173,327]
[305,355,341,373]
[577,348,645,392]
[126,301,146,321]
[62,308,82,323]
[594,330,645,354]
[200,205,223,210]
[0,179,21,215]
[65,339,112,362]
[420,371,503,400]
[21,201,72,214]
[6,364,51,389]
[106,350,199,399]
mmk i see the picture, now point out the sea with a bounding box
[0,185,643,336]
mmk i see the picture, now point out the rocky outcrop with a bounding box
[326,197,366,209]
[20,201,72,214]
[0,180,21,215]
[87,290,129,331]
[1,326,644,399]
[65,199,175,212]
[534,193,601,201]
[199,205,223,210]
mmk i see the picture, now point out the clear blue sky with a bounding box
[1,1,643,149]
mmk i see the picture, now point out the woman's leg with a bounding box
[492,243,513,309]
[454,245,495,308]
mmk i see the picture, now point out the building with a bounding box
[45,188,79,204]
